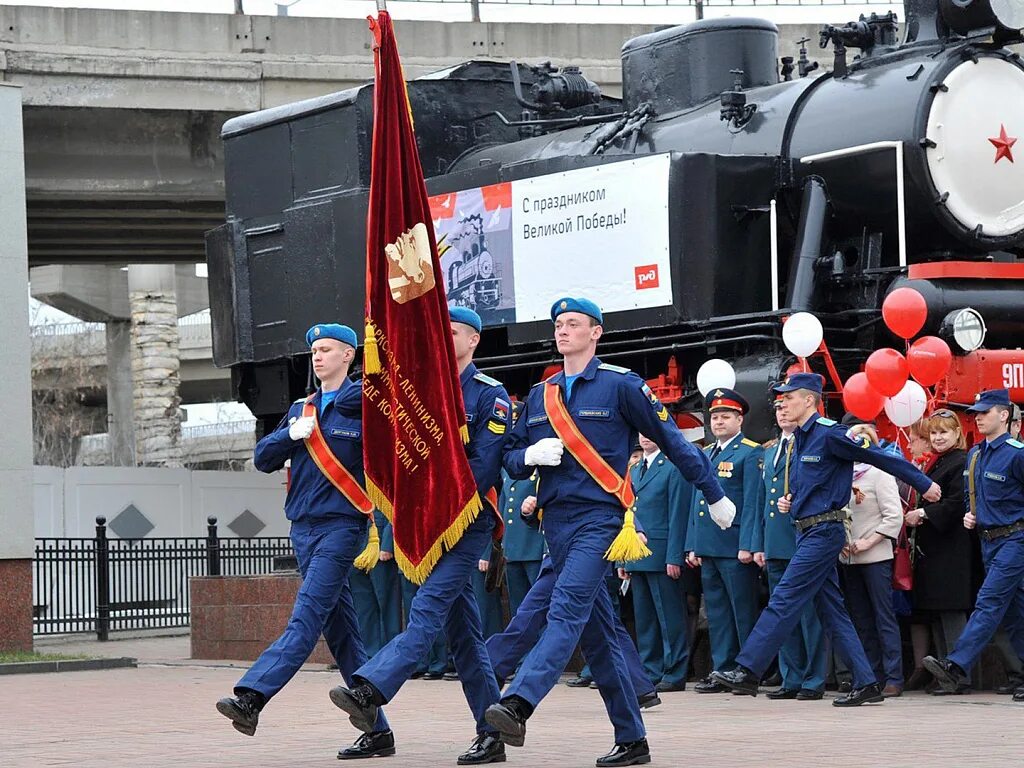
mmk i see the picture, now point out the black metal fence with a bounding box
[33,517,292,639]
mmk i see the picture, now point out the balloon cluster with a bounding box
[843,288,952,426]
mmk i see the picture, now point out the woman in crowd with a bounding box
[840,423,905,697]
[904,410,970,692]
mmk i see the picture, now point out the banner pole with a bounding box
[377,0,387,10]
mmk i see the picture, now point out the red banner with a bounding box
[362,11,482,584]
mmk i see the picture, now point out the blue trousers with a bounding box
[700,556,760,672]
[506,559,543,617]
[736,523,877,689]
[237,516,389,731]
[472,568,505,639]
[503,513,645,743]
[949,532,1024,673]
[631,571,690,686]
[356,514,500,735]
[399,575,447,675]
[350,558,402,657]
[486,556,655,697]
[766,559,825,692]
[841,560,903,687]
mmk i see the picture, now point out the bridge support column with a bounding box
[106,320,136,465]
[0,84,35,652]
[127,265,184,467]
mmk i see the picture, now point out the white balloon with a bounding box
[884,380,928,428]
[696,358,736,397]
[783,312,824,358]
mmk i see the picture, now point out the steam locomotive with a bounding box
[206,0,1024,439]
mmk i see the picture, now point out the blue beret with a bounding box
[773,372,824,395]
[306,323,357,349]
[705,387,749,415]
[551,297,603,324]
[449,306,482,333]
[966,388,1012,413]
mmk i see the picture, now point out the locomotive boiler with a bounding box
[206,0,1024,439]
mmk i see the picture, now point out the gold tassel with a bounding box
[363,318,381,374]
[605,508,652,563]
[354,519,381,572]
[460,423,470,444]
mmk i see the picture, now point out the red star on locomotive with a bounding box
[989,124,1017,164]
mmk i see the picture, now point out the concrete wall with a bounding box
[33,467,288,539]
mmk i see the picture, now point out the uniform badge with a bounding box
[844,428,871,449]
[313,326,321,336]
[641,383,669,420]
[492,398,510,422]
[717,460,734,478]
[714,389,724,397]
[560,300,568,309]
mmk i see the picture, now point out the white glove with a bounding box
[524,437,564,467]
[709,497,736,531]
[288,416,315,441]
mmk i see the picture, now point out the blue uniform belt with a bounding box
[978,520,1024,542]
[794,508,849,534]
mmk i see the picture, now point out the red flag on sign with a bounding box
[361,11,482,585]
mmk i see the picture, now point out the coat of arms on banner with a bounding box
[386,222,435,303]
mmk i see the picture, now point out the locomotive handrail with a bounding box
[800,140,907,268]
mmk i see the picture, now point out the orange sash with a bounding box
[542,381,635,510]
[301,399,374,517]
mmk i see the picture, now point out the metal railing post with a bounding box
[95,516,110,641]
[206,516,221,576]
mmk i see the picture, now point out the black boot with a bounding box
[595,739,651,767]
[766,687,800,700]
[832,682,884,707]
[457,733,506,765]
[565,674,594,688]
[338,730,396,760]
[922,656,969,694]
[637,691,661,709]
[216,689,265,737]
[483,696,531,748]
[330,683,384,734]
[693,675,729,694]
[710,667,759,696]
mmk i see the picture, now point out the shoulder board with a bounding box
[741,437,761,448]
[531,379,547,389]
[703,444,714,454]
[473,371,502,387]
[1008,439,1024,449]
[817,417,837,427]
[598,363,631,374]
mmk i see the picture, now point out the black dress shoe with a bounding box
[996,675,1024,695]
[338,730,396,760]
[922,656,968,694]
[565,675,594,688]
[330,684,382,734]
[710,667,759,696]
[443,671,461,682]
[761,671,783,688]
[836,681,853,693]
[215,690,264,737]
[457,733,506,765]
[595,738,651,767]
[637,691,662,709]
[1012,687,1024,702]
[693,676,729,694]
[422,671,444,680]
[796,689,824,701]
[832,682,884,707]
[483,698,530,748]
[655,681,686,693]
[766,687,800,700]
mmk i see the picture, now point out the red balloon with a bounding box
[843,372,886,421]
[882,287,928,339]
[908,336,952,386]
[864,348,910,398]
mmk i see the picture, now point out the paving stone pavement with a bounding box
[2,660,1021,768]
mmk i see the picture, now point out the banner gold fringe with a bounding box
[366,476,483,584]
[363,318,382,374]
[605,508,652,563]
[460,424,469,444]
[354,519,381,572]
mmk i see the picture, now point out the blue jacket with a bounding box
[625,452,693,572]
[685,433,764,558]
[253,378,366,523]
[752,436,798,560]
[791,416,932,521]
[497,470,546,562]
[964,433,1024,529]
[461,362,513,506]
[504,356,724,519]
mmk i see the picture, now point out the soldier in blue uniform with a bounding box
[750,397,826,700]
[624,433,694,692]
[713,373,939,706]
[484,297,732,767]
[923,389,1024,699]
[329,307,510,765]
[685,388,764,692]
[215,323,395,760]
[349,509,402,656]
